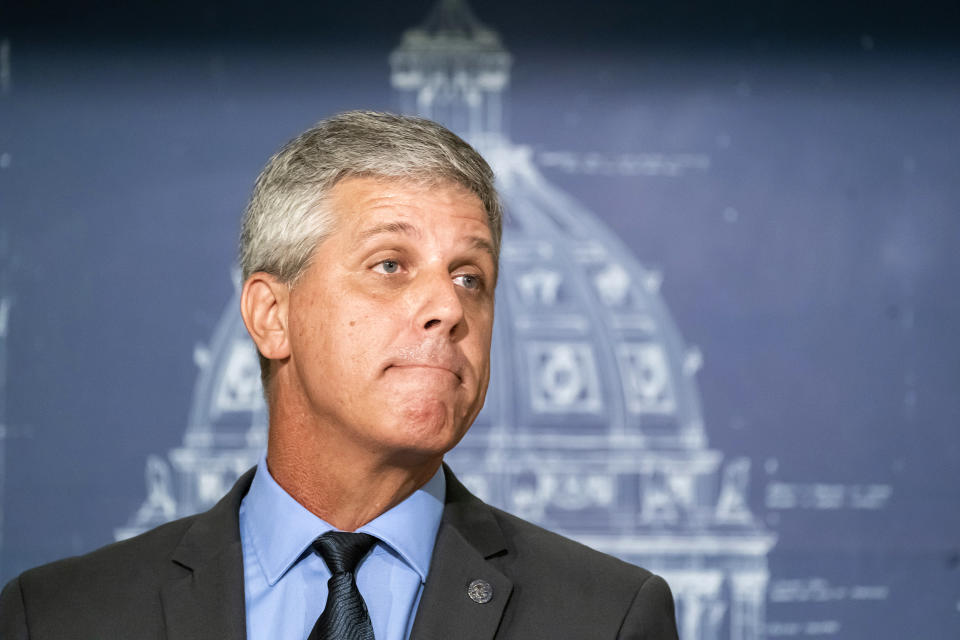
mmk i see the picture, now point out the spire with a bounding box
[419,0,489,38]
[390,0,512,146]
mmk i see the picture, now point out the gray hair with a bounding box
[240,110,502,284]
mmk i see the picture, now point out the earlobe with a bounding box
[240,273,291,361]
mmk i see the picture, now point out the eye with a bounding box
[373,260,400,274]
[453,274,482,290]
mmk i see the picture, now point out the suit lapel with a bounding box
[409,466,514,640]
[160,468,255,640]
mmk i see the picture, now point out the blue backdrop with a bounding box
[2,1,959,638]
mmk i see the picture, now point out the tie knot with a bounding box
[312,531,377,575]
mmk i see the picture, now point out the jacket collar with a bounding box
[409,464,514,640]
[160,467,255,640]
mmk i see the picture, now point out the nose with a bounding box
[415,270,466,338]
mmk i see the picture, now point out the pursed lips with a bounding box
[385,363,463,382]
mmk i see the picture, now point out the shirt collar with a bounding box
[241,453,445,587]
[355,464,445,583]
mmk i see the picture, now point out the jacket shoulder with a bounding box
[1,515,199,639]
[3,467,255,638]
[481,507,678,639]
[489,505,653,585]
[19,513,198,593]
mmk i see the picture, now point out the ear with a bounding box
[241,272,291,361]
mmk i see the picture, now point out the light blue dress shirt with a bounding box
[238,455,446,640]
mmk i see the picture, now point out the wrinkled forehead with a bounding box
[326,173,491,232]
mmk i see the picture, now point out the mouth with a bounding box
[387,364,463,383]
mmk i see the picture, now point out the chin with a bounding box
[379,399,469,460]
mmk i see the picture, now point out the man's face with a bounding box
[282,176,496,465]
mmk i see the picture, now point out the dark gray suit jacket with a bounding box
[1,466,679,639]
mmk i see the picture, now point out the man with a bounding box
[1,112,678,639]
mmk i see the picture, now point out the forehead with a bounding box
[326,175,490,235]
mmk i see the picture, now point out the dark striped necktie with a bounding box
[308,531,377,640]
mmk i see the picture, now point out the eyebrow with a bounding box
[468,236,496,259]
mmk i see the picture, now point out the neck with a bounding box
[265,400,441,532]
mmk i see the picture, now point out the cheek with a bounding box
[335,310,393,374]
[291,304,358,374]
[467,321,494,374]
